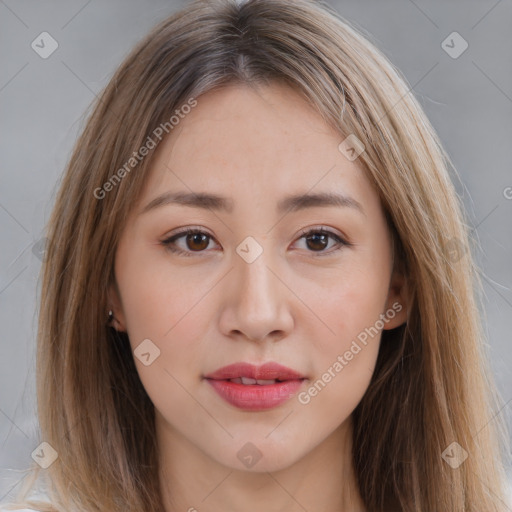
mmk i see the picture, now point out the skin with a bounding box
[109,82,408,512]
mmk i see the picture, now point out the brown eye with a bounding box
[185,232,210,251]
[305,232,329,251]
[295,227,349,256]
[162,226,349,258]
[162,229,216,256]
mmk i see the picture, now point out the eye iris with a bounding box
[306,233,328,251]
[187,233,209,251]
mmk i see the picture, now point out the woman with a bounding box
[3,0,509,510]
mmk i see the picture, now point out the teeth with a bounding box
[230,377,278,385]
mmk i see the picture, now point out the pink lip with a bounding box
[204,362,305,381]
[204,362,306,411]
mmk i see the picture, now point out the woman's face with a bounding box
[110,82,407,472]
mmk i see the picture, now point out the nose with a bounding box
[218,246,294,343]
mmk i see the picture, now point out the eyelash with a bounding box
[161,227,350,258]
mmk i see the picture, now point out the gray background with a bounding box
[1,0,511,503]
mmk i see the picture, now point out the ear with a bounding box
[107,280,127,332]
[382,268,408,330]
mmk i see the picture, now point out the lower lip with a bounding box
[206,379,304,411]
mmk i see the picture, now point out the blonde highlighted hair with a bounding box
[5,0,509,510]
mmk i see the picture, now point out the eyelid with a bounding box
[162,225,215,241]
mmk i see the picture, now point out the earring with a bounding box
[107,309,125,332]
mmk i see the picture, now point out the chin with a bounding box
[207,434,310,473]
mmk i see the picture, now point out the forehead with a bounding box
[163,82,339,165]
[137,82,377,216]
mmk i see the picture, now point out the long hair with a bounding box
[5,0,509,510]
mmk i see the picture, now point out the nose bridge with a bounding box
[237,247,276,310]
[220,237,293,341]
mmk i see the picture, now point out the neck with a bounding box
[157,414,366,512]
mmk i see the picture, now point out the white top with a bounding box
[0,488,48,511]
[0,509,41,511]
[0,502,44,511]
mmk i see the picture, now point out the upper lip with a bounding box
[204,362,306,381]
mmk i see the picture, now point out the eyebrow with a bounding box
[140,190,365,216]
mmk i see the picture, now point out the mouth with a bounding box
[226,377,287,385]
[203,362,307,411]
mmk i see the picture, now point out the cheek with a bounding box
[293,286,385,432]
[302,255,390,352]
[294,253,390,404]
[115,242,216,391]
[116,240,208,345]
[115,250,210,418]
